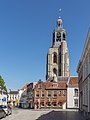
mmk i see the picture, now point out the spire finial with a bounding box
[59,9,62,18]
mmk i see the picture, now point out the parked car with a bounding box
[0,108,6,118]
[0,105,12,115]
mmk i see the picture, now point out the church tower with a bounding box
[46,16,70,80]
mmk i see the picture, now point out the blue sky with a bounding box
[0,0,90,90]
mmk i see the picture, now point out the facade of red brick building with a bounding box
[34,80,67,109]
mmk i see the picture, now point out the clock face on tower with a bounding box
[56,32,61,41]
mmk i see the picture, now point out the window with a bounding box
[53,32,55,44]
[56,32,61,41]
[58,102,62,108]
[63,90,66,96]
[47,91,51,97]
[42,91,44,97]
[53,83,57,87]
[53,68,57,76]
[52,102,57,107]
[36,91,39,97]
[59,91,62,96]
[74,89,78,97]
[46,102,51,107]
[41,102,44,107]
[63,33,66,40]
[53,91,57,97]
[74,99,78,107]
[38,84,42,89]
[53,53,57,63]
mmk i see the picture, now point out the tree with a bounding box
[0,75,7,92]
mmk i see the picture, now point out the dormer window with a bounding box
[38,84,42,89]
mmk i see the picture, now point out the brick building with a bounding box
[34,79,67,109]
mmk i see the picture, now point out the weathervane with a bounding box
[59,9,62,18]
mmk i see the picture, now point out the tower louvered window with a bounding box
[53,53,57,63]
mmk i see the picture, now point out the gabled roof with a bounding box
[9,91,19,94]
[45,81,67,89]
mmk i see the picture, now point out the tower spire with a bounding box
[59,9,62,18]
[57,9,63,28]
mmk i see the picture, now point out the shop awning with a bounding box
[52,100,57,102]
[59,100,65,103]
[46,100,50,102]
[41,100,44,102]
[35,100,38,102]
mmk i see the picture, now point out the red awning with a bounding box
[46,100,50,102]
[35,100,38,102]
[52,100,57,102]
[59,100,65,103]
[41,100,44,102]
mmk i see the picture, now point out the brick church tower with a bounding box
[46,16,70,80]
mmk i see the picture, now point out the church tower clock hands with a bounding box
[46,13,70,81]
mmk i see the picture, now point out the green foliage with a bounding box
[0,75,7,92]
[22,94,27,98]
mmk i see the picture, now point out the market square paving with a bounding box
[2,108,86,120]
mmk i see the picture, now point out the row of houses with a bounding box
[6,76,79,109]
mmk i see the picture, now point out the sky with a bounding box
[0,0,90,91]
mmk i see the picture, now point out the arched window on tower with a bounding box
[53,68,57,76]
[53,52,57,63]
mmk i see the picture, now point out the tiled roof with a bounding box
[47,76,68,82]
[21,83,29,90]
[68,77,78,87]
[57,76,68,81]
[45,81,67,89]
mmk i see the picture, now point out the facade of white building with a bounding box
[8,90,19,107]
[77,28,90,114]
[19,84,29,108]
[67,77,79,109]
